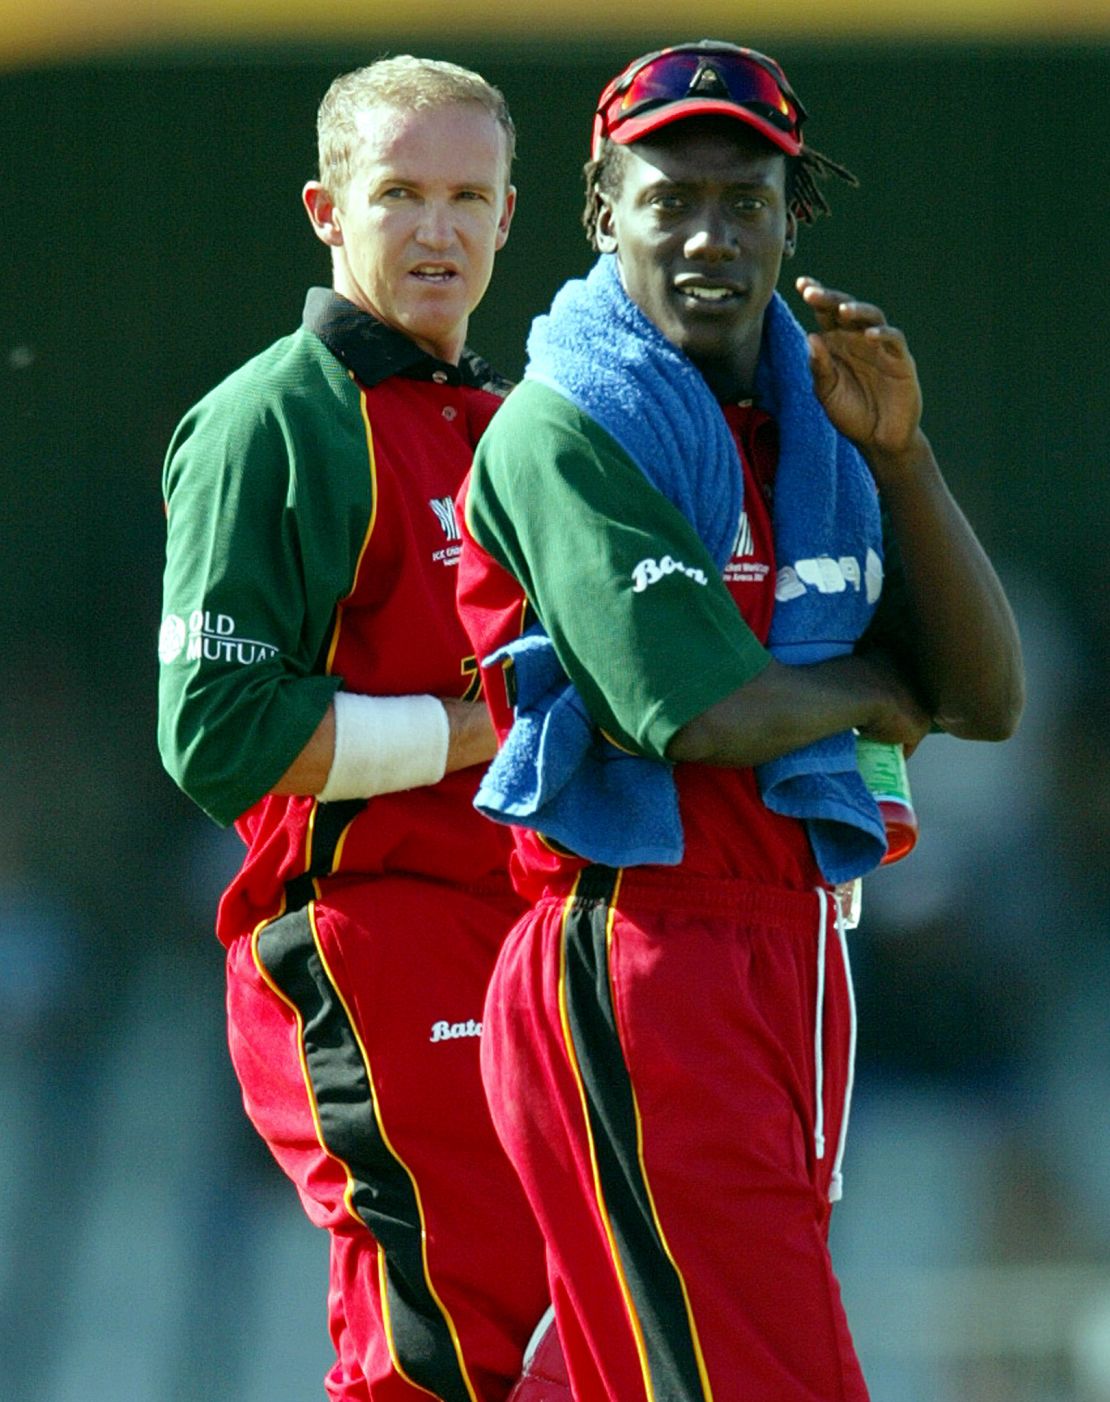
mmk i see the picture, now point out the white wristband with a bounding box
[318,692,450,802]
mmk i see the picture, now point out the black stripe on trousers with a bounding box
[284,798,365,914]
[563,865,707,1402]
[257,906,473,1402]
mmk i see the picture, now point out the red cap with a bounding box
[592,42,806,161]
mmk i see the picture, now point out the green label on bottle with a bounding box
[855,737,912,805]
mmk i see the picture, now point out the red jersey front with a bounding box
[158,292,521,945]
[457,384,822,902]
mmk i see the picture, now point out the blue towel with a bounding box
[526,255,742,569]
[474,626,683,867]
[475,254,888,883]
[750,291,888,880]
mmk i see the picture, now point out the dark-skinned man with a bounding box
[457,40,1023,1402]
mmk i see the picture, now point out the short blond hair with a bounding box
[315,55,516,198]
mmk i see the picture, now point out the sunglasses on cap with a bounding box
[591,41,807,161]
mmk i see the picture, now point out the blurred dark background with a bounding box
[1,18,1108,1401]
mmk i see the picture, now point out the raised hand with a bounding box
[796,276,925,478]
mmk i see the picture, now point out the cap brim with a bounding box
[609,97,802,158]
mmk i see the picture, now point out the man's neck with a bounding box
[694,353,757,406]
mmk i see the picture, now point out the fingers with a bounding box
[797,275,912,359]
[796,275,886,331]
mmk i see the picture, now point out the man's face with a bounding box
[311,102,515,363]
[596,120,796,394]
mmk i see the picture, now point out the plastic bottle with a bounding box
[855,736,919,864]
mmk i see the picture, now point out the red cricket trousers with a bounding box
[225,874,550,1402]
[481,865,869,1402]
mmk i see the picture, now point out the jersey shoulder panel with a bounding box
[164,328,360,491]
[158,329,368,825]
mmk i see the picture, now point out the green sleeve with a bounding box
[157,335,365,826]
[466,380,770,760]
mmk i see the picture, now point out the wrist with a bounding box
[864,428,935,484]
[442,698,498,771]
[849,652,905,732]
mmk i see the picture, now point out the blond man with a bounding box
[158,57,548,1401]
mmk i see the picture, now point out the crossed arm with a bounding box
[281,280,1024,794]
[669,276,1024,767]
[271,696,496,796]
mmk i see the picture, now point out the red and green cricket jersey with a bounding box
[458,379,837,900]
[158,290,517,944]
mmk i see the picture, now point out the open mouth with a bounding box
[411,265,458,284]
[685,287,733,302]
[674,278,745,306]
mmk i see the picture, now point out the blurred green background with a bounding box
[1,12,1109,1401]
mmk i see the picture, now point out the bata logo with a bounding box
[158,610,279,667]
[631,555,709,593]
[775,549,883,605]
[430,1018,482,1043]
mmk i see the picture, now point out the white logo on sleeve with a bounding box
[158,614,187,664]
[430,1018,482,1043]
[157,610,279,667]
[631,555,709,593]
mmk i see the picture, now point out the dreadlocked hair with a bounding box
[789,144,859,224]
[582,143,629,249]
[582,138,858,247]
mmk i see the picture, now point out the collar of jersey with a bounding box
[302,287,509,395]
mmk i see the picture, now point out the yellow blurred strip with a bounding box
[0,0,1108,68]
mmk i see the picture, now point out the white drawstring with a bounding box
[813,888,859,1203]
[812,893,828,1162]
[829,895,858,1203]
